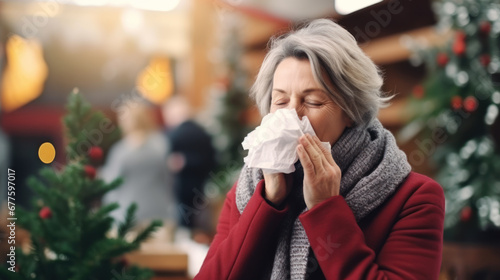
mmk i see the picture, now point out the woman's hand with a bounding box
[297,134,341,209]
[263,172,293,206]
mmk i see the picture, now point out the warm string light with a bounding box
[136,57,174,105]
[0,35,48,112]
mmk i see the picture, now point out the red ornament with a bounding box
[118,258,129,268]
[39,206,52,219]
[412,85,425,99]
[436,53,449,67]
[451,96,462,110]
[453,40,466,56]
[460,206,472,222]
[88,146,103,162]
[480,54,491,67]
[479,21,491,35]
[84,165,97,179]
[464,96,478,112]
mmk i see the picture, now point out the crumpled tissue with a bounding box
[242,108,331,174]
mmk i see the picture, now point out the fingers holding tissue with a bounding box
[242,109,330,174]
[242,109,338,209]
[297,134,341,210]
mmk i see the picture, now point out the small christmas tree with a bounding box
[1,90,162,279]
[408,0,500,243]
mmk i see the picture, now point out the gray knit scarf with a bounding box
[235,118,411,279]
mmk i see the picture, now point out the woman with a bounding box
[101,101,176,224]
[196,19,445,279]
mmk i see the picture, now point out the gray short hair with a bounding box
[250,19,390,127]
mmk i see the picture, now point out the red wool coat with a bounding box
[195,172,445,279]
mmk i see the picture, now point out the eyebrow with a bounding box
[272,88,325,95]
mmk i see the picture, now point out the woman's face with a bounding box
[270,57,352,145]
[117,108,137,135]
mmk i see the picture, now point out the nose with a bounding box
[287,99,304,119]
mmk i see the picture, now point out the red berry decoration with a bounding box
[464,96,478,112]
[460,206,472,222]
[479,21,491,35]
[39,206,52,219]
[88,146,103,162]
[453,40,466,56]
[118,258,129,268]
[412,85,425,99]
[451,96,463,110]
[84,165,97,179]
[436,53,449,67]
[480,54,491,67]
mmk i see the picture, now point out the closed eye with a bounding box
[306,102,322,106]
[273,99,289,106]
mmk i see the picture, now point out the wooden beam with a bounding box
[361,26,453,65]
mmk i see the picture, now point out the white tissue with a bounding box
[242,108,331,174]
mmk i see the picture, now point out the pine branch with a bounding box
[84,216,114,245]
[17,247,36,280]
[63,89,93,161]
[132,220,163,245]
[80,178,123,204]
[16,207,37,231]
[92,203,120,220]
[118,203,138,238]
[30,236,48,278]
[39,167,61,186]
[83,238,138,266]
[26,177,51,200]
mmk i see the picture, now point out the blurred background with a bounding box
[0,0,499,279]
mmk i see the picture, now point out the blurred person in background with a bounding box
[101,100,176,225]
[162,96,216,234]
